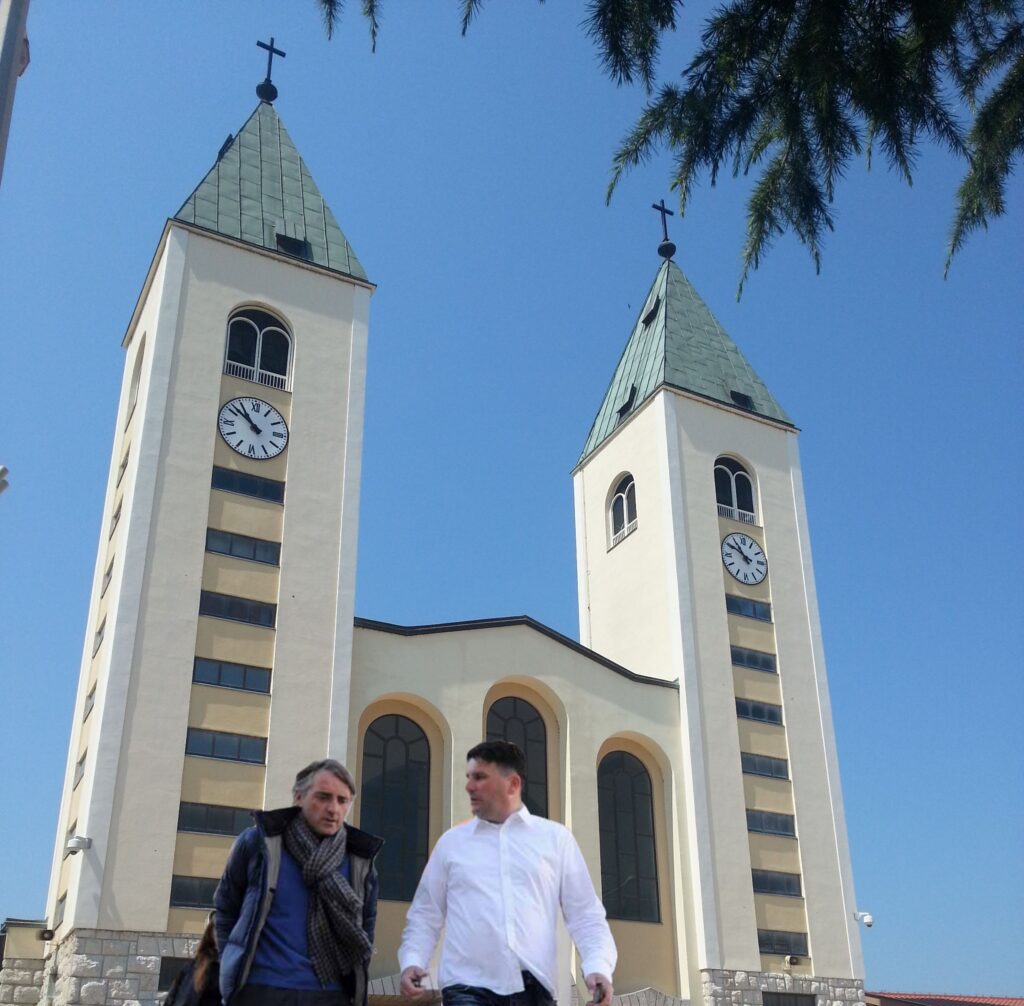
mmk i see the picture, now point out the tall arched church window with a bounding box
[609,474,638,547]
[224,308,292,391]
[714,456,756,524]
[360,714,430,901]
[597,750,660,922]
[486,697,548,818]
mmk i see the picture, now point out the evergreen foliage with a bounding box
[317,0,1022,292]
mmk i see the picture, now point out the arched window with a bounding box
[609,474,638,547]
[125,335,146,429]
[714,456,756,523]
[224,308,292,390]
[360,714,430,901]
[597,750,660,922]
[486,696,548,818]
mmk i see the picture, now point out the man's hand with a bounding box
[586,973,613,1006]
[400,966,431,999]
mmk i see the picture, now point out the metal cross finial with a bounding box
[256,37,286,103]
[652,199,677,260]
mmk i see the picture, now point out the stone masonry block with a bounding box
[109,978,140,999]
[102,943,132,957]
[12,988,39,1005]
[134,940,158,958]
[2,974,33,987]
[137,974,159,993]
[171,941,191,958]
[127,959,158,976]
[68,957,103,979]
[103,961,127,978]
[80,981,107,1005]
[80,942,104,956]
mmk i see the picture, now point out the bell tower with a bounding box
[572,227,864,1006]
[41,68,372,1006]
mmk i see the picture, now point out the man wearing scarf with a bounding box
[215,759,384,1006]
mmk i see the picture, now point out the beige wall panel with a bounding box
[208,491,284,541]
[371,901,407,979]
[727,616,776,653]
[743,775,794,815]
[168,908,208,935]
[748,834,802,873]
[731,667,782,705]
[3,924,46,960]
[172,832,234,877]
[195,617,275,667]
[213,436,288,483]
[201,552,279,603]
[179,755,265,807]
[187,684,270,735]
[610,920,678,994]
[736,720,789,759]
[754,894,808,932]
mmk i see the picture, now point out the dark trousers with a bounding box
[235,984,351,1006]
[442,972,554,1006]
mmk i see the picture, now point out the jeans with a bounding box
[442,972,554,1006]
[235,984,351,1006]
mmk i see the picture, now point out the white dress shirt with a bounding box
[398,806,616,996]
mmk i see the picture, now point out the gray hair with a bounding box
[293,758,356,799]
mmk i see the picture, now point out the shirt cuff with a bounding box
[580,958,614,981]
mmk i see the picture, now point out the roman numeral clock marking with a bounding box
[217,396,289,460]
[721,532,768,585]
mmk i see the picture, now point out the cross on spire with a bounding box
[652,199,677,260]
[256,37,286,103]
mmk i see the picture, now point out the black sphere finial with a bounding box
[256,37,286,104]
[652,199,676,260]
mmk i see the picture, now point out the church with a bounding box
[0,58,865,1006]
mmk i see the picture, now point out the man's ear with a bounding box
[293,791,302,806]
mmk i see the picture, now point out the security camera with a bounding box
[783,955,800,966]
[854,910,873,928]
[65,835,92,855]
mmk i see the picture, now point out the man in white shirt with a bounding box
[399,741,616,1006]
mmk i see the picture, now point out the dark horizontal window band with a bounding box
[178,801,254,836]
[199,590,276,628]
[747,809,796,837]
[731,645,777,673]
[741,752,789,779]
[211,465,285,504]
[185,727,266,764]
[736,697,783,725]
[193,657,270,694]
[170,875,219,909]
[757,929,808,956]
[726,594,772,621]
[752,868,802,897]
[206,528,281,566]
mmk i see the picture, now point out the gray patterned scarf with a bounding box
[284,813,373,986]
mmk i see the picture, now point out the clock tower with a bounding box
[572,249,863,1006]
[41,88,371,1006]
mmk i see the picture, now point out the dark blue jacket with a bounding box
[214,807,383,1006]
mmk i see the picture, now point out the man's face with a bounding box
[465,758,520,823]
[295,769,354,837]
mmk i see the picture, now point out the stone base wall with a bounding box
[701,970,863,1006]
[34,929,201,1006]
[0,956,46,1006]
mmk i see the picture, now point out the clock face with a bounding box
[721,532,768,584]
[218,397,289,460]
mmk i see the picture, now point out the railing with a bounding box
[224,360,288,391]
[718,503,756,524]
[610,518,639,548]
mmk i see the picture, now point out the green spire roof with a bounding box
[174,102,367,282]
[579,260,792,463]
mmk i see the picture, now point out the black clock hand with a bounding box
[232,404,263,435]
[730,542,753,564]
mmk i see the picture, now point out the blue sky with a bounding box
[1,2,1021,994]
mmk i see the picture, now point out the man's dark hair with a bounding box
[467,740,526,778]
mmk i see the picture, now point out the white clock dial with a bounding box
[218,397,289,460]
[721,532,768,584]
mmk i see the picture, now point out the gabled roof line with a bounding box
[353,614,679,690]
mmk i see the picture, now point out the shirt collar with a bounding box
[470,802,531,831]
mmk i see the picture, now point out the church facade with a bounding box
[0,89,865,1006]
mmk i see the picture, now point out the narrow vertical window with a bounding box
[224,308,292,390]
[125,336,146,428]
[360,714,430,901]
[597,750,659,922]
[609,474,638,547]
[486,697,548,818]
[714,456,756,523]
